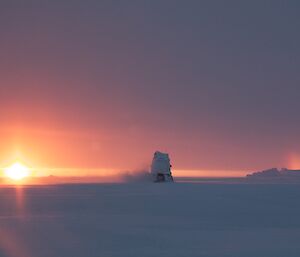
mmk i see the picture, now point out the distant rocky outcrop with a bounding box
[247,168,300,179]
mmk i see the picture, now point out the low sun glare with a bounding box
[4,162,30,180]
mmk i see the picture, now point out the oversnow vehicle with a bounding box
[150,151,174,182]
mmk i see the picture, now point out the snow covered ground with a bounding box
[1,181,300,257]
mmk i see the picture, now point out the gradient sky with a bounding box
[1,1,300,176]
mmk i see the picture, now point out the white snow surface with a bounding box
[1,182,300,257]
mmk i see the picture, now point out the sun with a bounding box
[4,162,30,180]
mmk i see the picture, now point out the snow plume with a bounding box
[120,169,152,183]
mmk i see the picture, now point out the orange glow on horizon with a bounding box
[287,153,300,170]
[172,169,247,177]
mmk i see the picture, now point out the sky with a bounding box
[0,1,300,177]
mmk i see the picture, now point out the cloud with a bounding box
[120,169,152,183]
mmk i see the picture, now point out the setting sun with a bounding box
[4,162,30,180]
